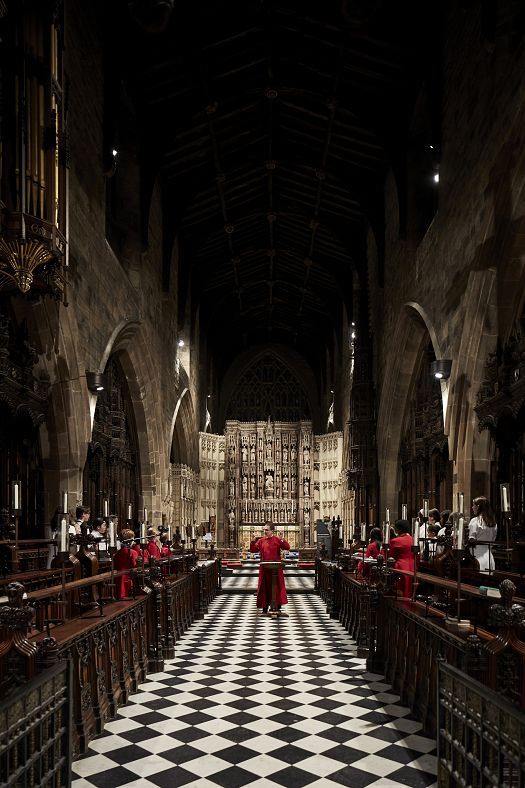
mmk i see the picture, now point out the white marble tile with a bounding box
[180,754,231,777]
[296,753,347,777]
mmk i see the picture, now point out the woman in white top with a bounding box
[468,496,497,571]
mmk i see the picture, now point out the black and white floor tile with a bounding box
[73,594,437,788]
[222,568,314,593]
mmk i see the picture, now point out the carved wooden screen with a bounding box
[83,357,140,525]
[399,341,452,515]
[225,355,310,422]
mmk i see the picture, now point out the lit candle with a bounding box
[62,490,68,514]
[103,499,109,517]
[60,516,68,552]
[13,481,20,512]
[402,504,407,520]
[412,518,418,546]
[423,499,429,518]
[143,507,148,523]
[128,503,132,520]
[108,519,115,547]
[501,484,509,512]
[457,516,464,547]
[386,508,390,524]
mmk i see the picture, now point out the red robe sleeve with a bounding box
[250,538,261,553]
[279,538,290,551]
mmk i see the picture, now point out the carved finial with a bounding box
[489,579,525,628]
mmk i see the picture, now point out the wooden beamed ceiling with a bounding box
[124,0,425,379]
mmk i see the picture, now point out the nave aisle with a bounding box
[72,595,437,788]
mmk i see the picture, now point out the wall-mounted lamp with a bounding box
[86,371,106,392]
[430,360,452,380]
[177,339,185,348]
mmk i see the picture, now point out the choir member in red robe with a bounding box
[113,529,137,599]
[358,527,383,577]
[146,532,161,560]
[250,522,290,614]
[132,540,150,564]
[389,519,416,598]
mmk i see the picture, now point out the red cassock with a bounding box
[113,547,137,599]
[147,540,161,560]
[132,543,150,564]
[250,534,290,608]
[389,533,415,598]
[358,541,380,577]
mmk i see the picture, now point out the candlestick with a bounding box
[103,499,109,518]
[12,481,21,513]
[108,519,115,547]
[60,516,68,552]
[500,483,510,512]
[402,504,407,520]
[423,499,429,518]
[457,516,464,547]
[62,490,68,515]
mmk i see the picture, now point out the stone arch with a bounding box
[376,302,442,515]
[169,388,199,470]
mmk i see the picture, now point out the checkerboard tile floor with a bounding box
[222,569,314,593]
[73,594,437,788]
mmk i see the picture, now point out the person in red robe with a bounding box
[113,529,137,599]
[146,532,161,560]
[389,519,416,598]
[358,527,383,577]
[250,522,290,615]
[132,539,150,564]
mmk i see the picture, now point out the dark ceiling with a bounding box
[121,0,433,381]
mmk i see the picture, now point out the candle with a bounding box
[60,516,68,552]
[103,499,109,517]
[384,522,390,546]
[338,525,343,539]
[143,507,148,523]
[128,503,132,520]
[181,525,186,541]
[500,484,509,512]
[167,524,171,541]
[386,508,390,524]
[62,490,68,514]
[412,518,418,546]
[140,521,146,542]
[108,519,115,547]
[13,481,20,512]
[458,492,464,514]
[457,516,464,547]
[402,504,407,520]
[423,499,429,518]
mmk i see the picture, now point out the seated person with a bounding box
[132,538,150,564]
[113,529,137,599]
[358,527,383,576]
[146,530,161,560]
[423,522,440,560]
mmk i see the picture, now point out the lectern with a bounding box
[260,560,285,617]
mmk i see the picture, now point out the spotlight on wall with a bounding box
[86,371,106,392]
[177,339,185,348]
[430,360,452,380]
